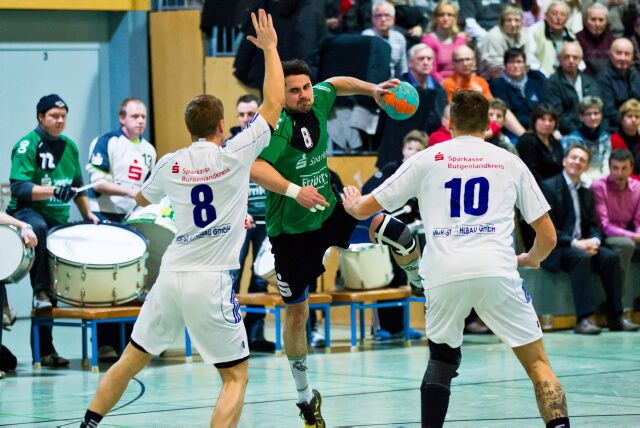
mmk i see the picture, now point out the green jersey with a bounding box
[9,129,83,224]
[259,82,337,237]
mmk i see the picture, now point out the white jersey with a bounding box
[87,129,157,215]
[141,114,271,272]
[374,136,550,289]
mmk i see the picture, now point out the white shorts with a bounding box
[131,271,249,365]
[424,276,542,348]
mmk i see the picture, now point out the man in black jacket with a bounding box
[541,144,640,334]
[542,42,602,136]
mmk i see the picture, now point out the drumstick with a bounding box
[75,179,105,193]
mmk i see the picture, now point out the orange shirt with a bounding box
[442,73,493,101]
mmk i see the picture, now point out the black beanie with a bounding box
[36,94,68,115]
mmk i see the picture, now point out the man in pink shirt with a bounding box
[591,148,640,311]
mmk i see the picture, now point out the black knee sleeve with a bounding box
[372,214,416,256]
[421,341,461,428]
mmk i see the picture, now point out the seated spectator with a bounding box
[542,41,602,135]
[374,43,447,167]
[362,1,408,77]
[442,45,492,100]
[429,103,453,145]
[460,0,510,40]
[420,0,467,82]
[582,0,634,38]
[561,96,611,185]
[487,98,519,154]
[388,1,430,46]
[591,149,640,313]
[540,144,639,334]
[597,38,640,131]
[576,3,614,76]
[477,6,530,79]
[539,0,584,34]
[516,104,564,183]
[325,0,371,35]
[526,1,576,77]
[611,99,640,176]
[513,0,543,27]
[489,47,546,139]
[632,17,640,71]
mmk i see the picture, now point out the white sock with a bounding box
[288,354,313,403]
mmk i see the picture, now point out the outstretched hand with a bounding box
[372,78,400,109]
[296,186,330,212]
[246,9,277,51]
[340,185,361,215]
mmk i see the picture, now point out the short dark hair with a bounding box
[530,104,558,130]
[236,94,261,106]
[503,47,526,65]
[609,148,634,165]
[450,90,489,134]
[282,59,312,78]
[565,143,592,164]
[119,97,145,118]
[184,94,224,139]
[489,98,508,114]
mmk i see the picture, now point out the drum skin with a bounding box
[47,223,147,307]
[0,225,34,284]
[338,243,393,290]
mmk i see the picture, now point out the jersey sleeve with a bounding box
[10,138,37,182]
[372,154,422,212]
[226,113,272,166]
[312,82,337,117]
[258,114,288,165]
[141,153,173,204]
[86,135,112,181]
[514,157,550,223]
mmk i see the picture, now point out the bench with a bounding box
[31,307,193,373]
[328,288,411,350]
[235,292,333,353]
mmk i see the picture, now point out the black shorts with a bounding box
[269,202,358,304]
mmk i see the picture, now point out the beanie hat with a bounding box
[36,94,68,115]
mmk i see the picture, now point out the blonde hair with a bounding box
[620,98,640,120]
[430,0,460,36]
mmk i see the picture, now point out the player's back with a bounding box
[414,137,548,288]
[141,115,271,272]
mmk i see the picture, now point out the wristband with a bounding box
[285,183,301,199]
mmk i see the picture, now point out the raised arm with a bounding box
[341,185,383,220]
[325,76,398,107]
[246,9,284,128]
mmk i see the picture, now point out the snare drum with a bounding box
[0,225,34,283]
[125,197,176,291]
[338,243,393,290]
[47,223,147,307]
[253,238,276,285]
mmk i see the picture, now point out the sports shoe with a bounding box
[98,345,118,362]
[392,327,423,340]
[0,370,5,379]
[574,318,602,335]
[373,328,392,341]
[309,328,325,348]
[40,352,69,367]
[608,316,640,332]
[296,389,325,427]
[33,291,52,310]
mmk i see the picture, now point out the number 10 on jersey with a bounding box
[444,177,489,217]
[191,184,217,227]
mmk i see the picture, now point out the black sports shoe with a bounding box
[296,389,325,427]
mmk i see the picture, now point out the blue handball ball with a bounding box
[380,81,420,121]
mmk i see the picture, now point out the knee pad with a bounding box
[422,340,461,391]
[370,213,416,256]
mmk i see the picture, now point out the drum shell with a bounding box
[50,257,145,307]
[339,244,393,290]
[0,225,34,284]
[47,223,147,307]
[253,238,276,285]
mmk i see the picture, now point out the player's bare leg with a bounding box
[213,358,249,427]
[82,343,152,425]
[513,339,569,427]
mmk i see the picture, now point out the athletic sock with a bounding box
[547,417,570,428]
[288,354,313,403]
[80,409,103,427]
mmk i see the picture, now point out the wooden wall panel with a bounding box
[204,57,260,134]
[149,10,204,157]
[0,0,150,10]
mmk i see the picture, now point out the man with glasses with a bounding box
[362,0,407,78]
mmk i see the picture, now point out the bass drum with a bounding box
[125,197,176,292]
[338,243,393,290]
[0,225,34,283]
[47,223,147,307]
[253,237,276,285]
